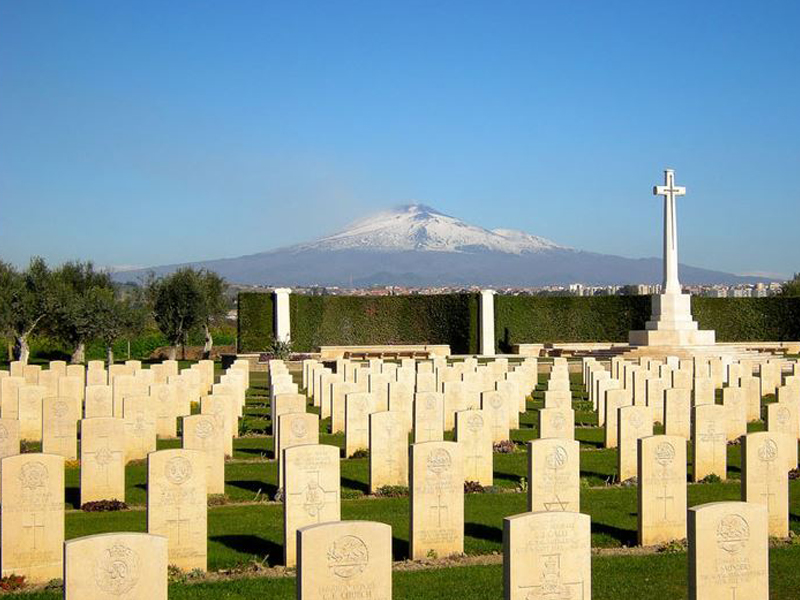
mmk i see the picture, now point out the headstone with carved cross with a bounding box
[692,404,727,482]
[276,412,319,489]
[618,405,653,481]
[147,449,207,571]
[455,409,492,487]
[80,417,126,505]
[742,431,789,537]
[664,388,691,440]
[200,395,233,457]
[345,392,376,457]
[42,396,79,460]
[722,387,747,442]
[413,392,445,444]
[182,414,225,495]
[85,385,113,418]
[0,453,65,582]
[540,407,575,442]
[688,501,768,600]
[123,396,157,462]
[369,410,410,493]
[409,440,464,560]
[283,444,341,568]
[18,385,46,441]
[766,401,799,470]
[481,390,510,444]
[0,376,25,420]
[638,434,687,545]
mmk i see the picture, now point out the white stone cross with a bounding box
[653,169,686,294]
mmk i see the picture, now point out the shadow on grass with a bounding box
[236,447,270,458]
[211,534,283,565]
[341,476,369,495]
[492,471,521,485]
[577,439,604,449]
[465,522,502,545]
[591,521,637,547]
[66,486,81,509]
[580,469,613,482]
[228,479,277,498]
[392,535,410,561]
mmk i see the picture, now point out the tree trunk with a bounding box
[203,323,213,360]
[71,342,85,365]
[168,345,177,361]
[106,345,114,367]
[13,335,30,364]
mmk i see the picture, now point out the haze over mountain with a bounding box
[115,204,768,287]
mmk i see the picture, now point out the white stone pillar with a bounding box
[479,289,496,357]
[274,288,292,343]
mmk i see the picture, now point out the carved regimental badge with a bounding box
[327,535,369,579]
[758,438,778,463]
[716,514,750,554]
[291,418,309,439]
[196,418,214,439]
[19,461,48,490]
[426,448,452,475]
[94,543,140,595]
[655,442,676,467]
[546,445,568,471]
[466,413,484,433]
[165,456,193,485]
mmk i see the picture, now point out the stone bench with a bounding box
[317,344,451,361]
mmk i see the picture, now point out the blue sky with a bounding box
[1,1,798,278]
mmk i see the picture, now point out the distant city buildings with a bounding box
[230,280,783,299]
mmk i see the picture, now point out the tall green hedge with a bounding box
[236,292,800,354]
[494,295,651,350]
[289,294,480,354]
[237,292,275,352]
[692,297,800,341]
[495,295,800,349]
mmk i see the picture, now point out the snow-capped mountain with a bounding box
[114,203,768,287]
[298,204,565,254]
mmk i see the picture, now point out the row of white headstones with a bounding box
[275,354,797,599]
[0,353,796,598]
[0,358,251,589]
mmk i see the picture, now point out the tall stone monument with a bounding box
[629,169,715,347]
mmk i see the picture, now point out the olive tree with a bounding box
[49,261,115,363]
[92,287,147,366]
[197,270,229,359]
[148,268,204,360]
[0,258,56,363]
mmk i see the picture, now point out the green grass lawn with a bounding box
[9,365,800,598]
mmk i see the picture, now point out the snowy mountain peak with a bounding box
[297,203,566,254]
